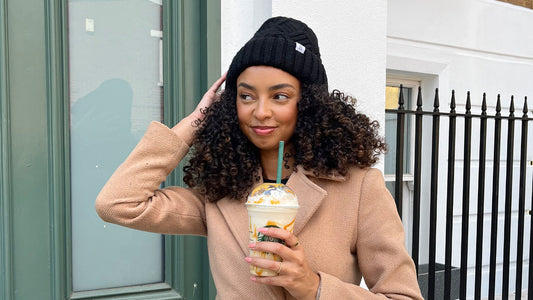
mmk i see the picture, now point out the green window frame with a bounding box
[0,0,11,298]
[0,0,220,299]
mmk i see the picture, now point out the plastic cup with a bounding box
[245,183,299,276]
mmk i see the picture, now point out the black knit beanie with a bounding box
[226,16,327,90]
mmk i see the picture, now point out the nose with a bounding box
[254,98,272,120]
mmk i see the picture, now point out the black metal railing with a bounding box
[386,86,532,299]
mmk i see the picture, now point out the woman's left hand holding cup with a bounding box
[246,227,320,300]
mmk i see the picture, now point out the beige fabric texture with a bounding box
[96,121,423,300]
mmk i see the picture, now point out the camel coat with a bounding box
[96,121,423,299]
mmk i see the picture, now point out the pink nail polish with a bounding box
[250,276,257,282]
[249,242,256,248]
[245,257,252,262]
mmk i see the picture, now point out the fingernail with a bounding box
[250,276,257,282]
[245,257,252,262]
[258,227,267,233]
[249,242,256,248]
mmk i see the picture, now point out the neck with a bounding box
[260,145,294,181]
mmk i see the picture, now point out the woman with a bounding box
[96,16,423,299]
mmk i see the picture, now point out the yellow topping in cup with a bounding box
[247,183,298,206]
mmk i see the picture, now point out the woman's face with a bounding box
[236,66,300,152]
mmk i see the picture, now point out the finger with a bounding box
[251,274,284,286]
[249,240,288,258]
[208,72,227,94]
[257,227,299,249]
[196,73,227,106]
[246,256,284,275]
[250,242,304,266]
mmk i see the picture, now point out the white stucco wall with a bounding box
[388,0,533,106]
[221,0,388,128]
[221,0,272,76]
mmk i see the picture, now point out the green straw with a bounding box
[276,141,284,183]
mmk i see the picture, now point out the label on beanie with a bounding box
[295,42,306,54]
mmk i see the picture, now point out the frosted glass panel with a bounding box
[69,0,163,291]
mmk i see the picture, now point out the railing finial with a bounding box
[481,93,487,116]
[398,84,405,110]
[510,95,515,116]
[466,91,472,114]
[416,86,423,111]
[433,88,439,112]
[496,94,502,116]
[450,90,456,113]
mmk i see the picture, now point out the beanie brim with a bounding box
[226,36,327,89]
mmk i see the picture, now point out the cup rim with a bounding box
[245,203,299,209]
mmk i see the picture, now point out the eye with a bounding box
[273,93,289,101]
[239,94,253,101]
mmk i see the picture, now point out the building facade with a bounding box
[1,0,531,299]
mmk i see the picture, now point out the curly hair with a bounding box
[183,84,387,202]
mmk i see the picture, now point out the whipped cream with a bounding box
[246,183,299,207]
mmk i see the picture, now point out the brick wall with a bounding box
[497,0,533,9]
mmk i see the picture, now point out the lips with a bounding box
[252,126,276,136]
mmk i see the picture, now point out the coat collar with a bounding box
[216,166,345,257]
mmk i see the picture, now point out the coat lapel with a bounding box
[287,166,328,235]
[216,197,250,256]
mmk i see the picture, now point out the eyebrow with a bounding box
[237,82,296,91]
[269,83,296,91]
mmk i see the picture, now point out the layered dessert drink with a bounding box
[245,183,299,276]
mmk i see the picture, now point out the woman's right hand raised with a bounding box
[190,72,227,121]
[171,72,226,144]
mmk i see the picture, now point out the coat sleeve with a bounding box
[317,168,423,300]
[95,121,207,236]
